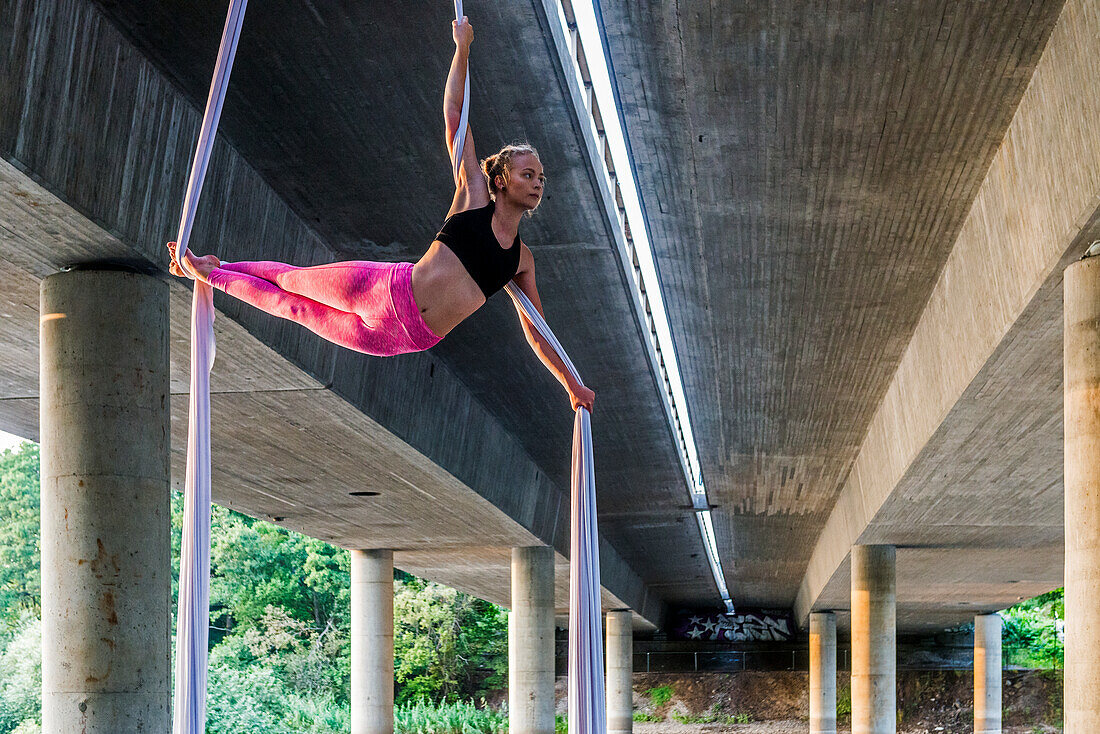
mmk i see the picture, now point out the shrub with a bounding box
[394,700,506,734]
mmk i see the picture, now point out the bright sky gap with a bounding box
[551,1,734,611]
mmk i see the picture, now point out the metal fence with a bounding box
[634,649,821,673]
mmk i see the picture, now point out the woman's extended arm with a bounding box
[512,245,596,412]
[445,17,489,214]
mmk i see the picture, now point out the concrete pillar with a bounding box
[1065,256,1100,732]
[509,546,555,734]
[351,549,394,734]
[40,270,170,734]
[606,610,633,734]
[809,612,838,734]
[974,614,1002,734]
[850,545,896,734]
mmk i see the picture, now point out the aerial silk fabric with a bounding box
[449,2,607,732]
[170,1,247,732]
[504,287,605,734]
[171,1,605,732]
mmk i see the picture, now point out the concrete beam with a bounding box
[974,614,1002,734]
[40,270,170,733]
[509,547,555,734]
[809,612,837,734]
[606,610,634,734]
[850,546,895,734]
[796,0,1100,624]
[351,550,394,734]
[1064,256,1100,732]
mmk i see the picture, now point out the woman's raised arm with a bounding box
[444,17,489,214]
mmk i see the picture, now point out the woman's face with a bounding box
[502,153,545,210]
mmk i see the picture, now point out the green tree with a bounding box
[208,506,350,635]
[392,573,507,704]
[0,443,39,622]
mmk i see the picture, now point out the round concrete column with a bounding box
[606,610,634,734]
[40,270,170,734]
[351,549,394,734]
[974,613,1002,734]
[809,612,837,734]
[850,545,896,734]
[1065,256,1100,732]
[509,546,555,734]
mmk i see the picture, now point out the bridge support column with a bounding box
[851,545,896,734]
[40,270,170,734]
[510,546,555,734]
[606,610,633,734]
[1065,256,1100,732]
[351,549,394,734]
[974,613,1002,734]
[810,611,837,734]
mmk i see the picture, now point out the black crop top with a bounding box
[435,202,522,299]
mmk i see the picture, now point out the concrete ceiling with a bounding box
[598,0,1067,622]
[2,0,1087,634]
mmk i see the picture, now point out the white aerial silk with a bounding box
[172,2,605,733]
[450,3,607,732]
[170,1,247,732]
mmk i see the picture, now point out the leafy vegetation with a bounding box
[1002,589,1064,670]
[395,701,506,734]
[645,683,674,707]
[0,442,509,733]
[836,680,852,719]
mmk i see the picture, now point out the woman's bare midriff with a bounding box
[410,240,487,338]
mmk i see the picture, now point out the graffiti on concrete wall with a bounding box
[671,608,795,642]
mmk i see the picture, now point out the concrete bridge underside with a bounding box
[1,0,1094,640]
[0,0,709,628]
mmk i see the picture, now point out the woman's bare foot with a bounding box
[167,241,220,283]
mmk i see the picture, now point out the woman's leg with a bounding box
[217,260,390,315]
[207,267,410,356]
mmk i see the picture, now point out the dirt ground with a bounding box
[634,723,1061,734]
[620,671,1062,733]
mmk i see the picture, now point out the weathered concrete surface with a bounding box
[351,550,394,734]
[0,0,677,624]
[1063,257,1100,733]
[40,270,170,734]
[809,612,837,734]
[509,547,555,734]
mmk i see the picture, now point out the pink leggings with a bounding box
[207,260,442,356]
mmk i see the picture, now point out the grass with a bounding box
[670,704,751,725]
[632,712,662,722]
[836,682,852,719]
[646,684,675,708]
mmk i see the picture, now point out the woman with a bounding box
[170,17,595,412]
